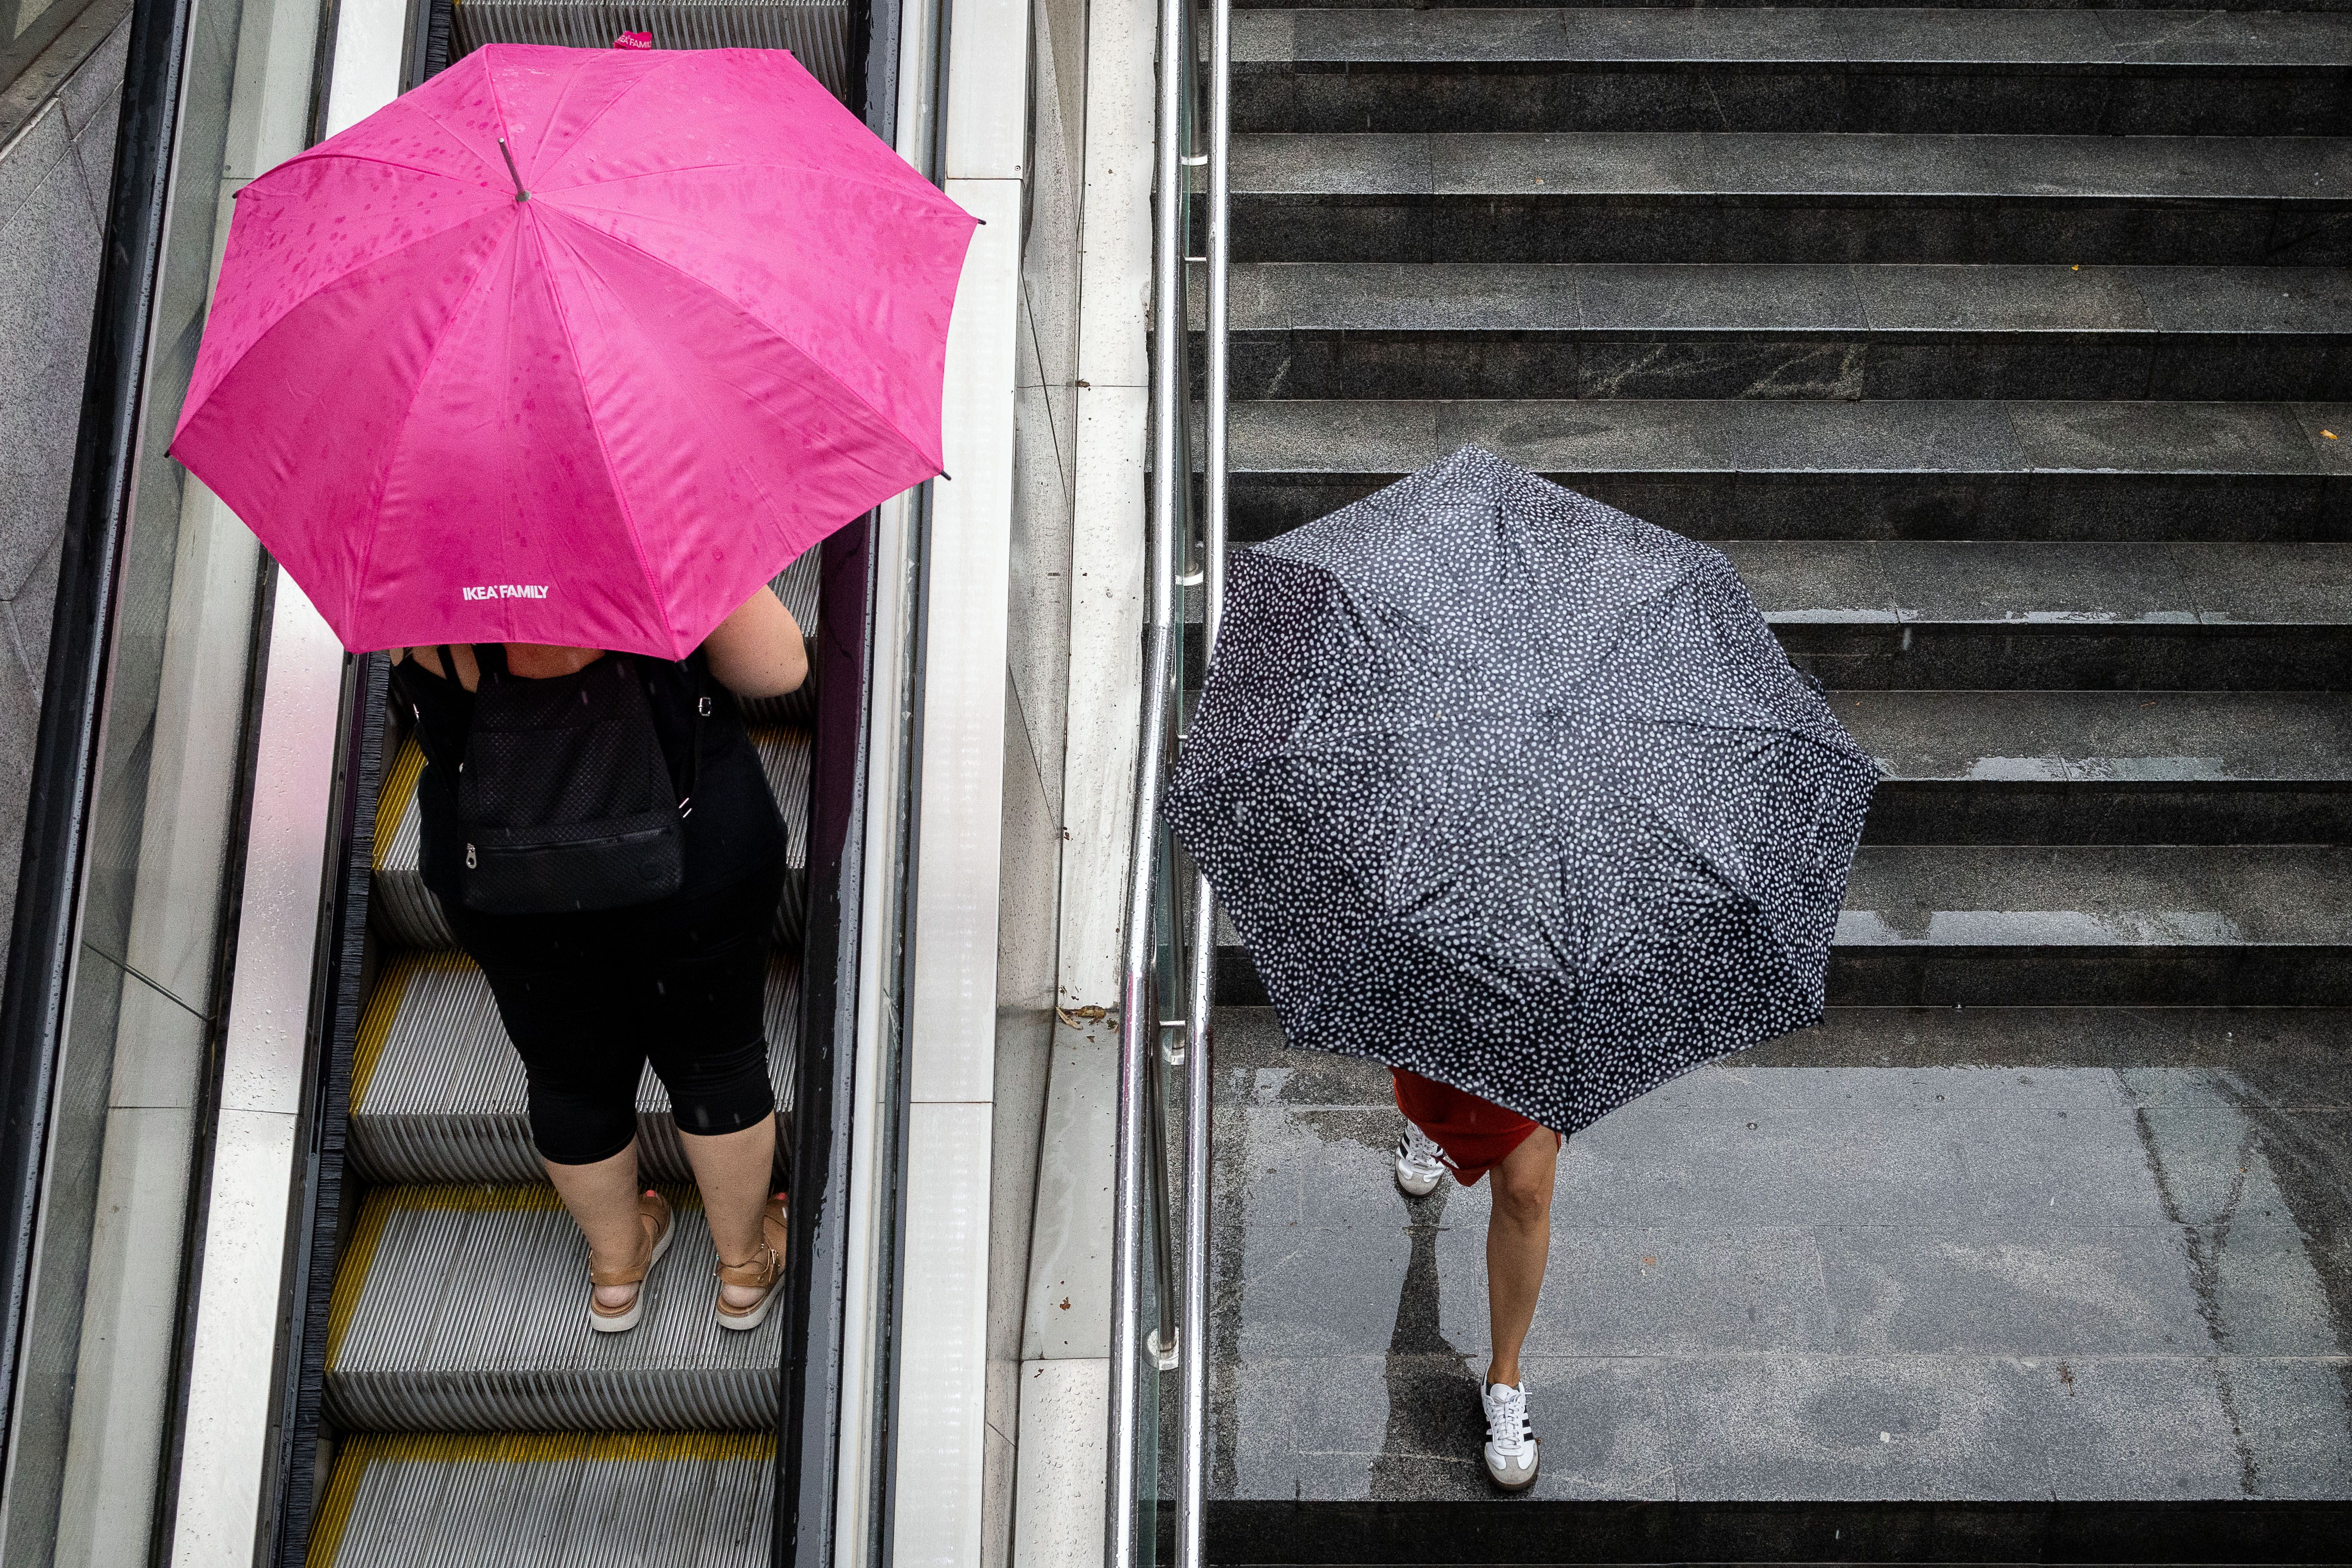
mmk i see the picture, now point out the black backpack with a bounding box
[438,645,704,914]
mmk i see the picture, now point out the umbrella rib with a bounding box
[536,159,961,216]
[268,149,495,193]
[521,215,681,655]
[368,91,534,195]
[536,204,947,471]
[346,222,520,640]
[178,206,511,444]
[530,51,696,191]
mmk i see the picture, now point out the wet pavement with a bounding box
[1208,1006,2352,1503]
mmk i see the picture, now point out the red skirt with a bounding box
[1391,1067,1559,1184]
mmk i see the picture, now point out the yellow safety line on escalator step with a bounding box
[342,1430,775,1465]
[323,1190,396,1372]
[305,1432,772,1565]
[372,737,426,872]
[304,1438,371,1568]
[346,958,414,1110]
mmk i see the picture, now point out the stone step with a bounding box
[1213,844,2352,1006]
[1186,537,2352,687]
[1838,689,2352,841]
[1201,1003,2352,1548]
[1201,262,2352,402]
[1216,398,2352,542]
[1233,9,2352,136]
[1733,539,2352,688]
[1229,132,2352,264]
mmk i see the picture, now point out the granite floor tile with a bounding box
[1838,845,2352,949]
[1431,1212,1841,1357]
[1833,7,2148,63]
[1234,132,1431,195]
[1290,8,1573,63]
[7,526,62,689]
[1718,540,1898,622]
[1851,263,2154,333]
[1229,399,1442,473]
[2166,542,2352,624]
[0,140,104,597]
[0,103,72,227]
[2213,1356,2352,1497]
[2196,1218,2347,1357]
[2065,691,2352,781]
[1576,262,1864,332]
[2035,1356,2257,1499]
[2261,135,2352,202]
[2288,401,2352,471]
[1431,132,1711,196]
[1874,541,2198,624]
[1660,1354,2058,1501]
[1260,262,1583,332]
[1229,8,1294,64]
[1817,1222,2209,1356]
[2124,265,2352,336]
[1977,134,2285,199]
[2095,8,2352,66]
[1560,6,1844,65]
[1219,1353,1678,1502]
[2008,399,2328,475]
[1435,399,1717,473]
[57,14,131,141]
[1702,132,1998,197]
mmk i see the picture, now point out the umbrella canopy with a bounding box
[170,44,977,657]
[1168,446,1877,1135]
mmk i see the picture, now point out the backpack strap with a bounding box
[470,643,509,684]
[677,655,707,818]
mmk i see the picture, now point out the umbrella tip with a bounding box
[497,137,529,202]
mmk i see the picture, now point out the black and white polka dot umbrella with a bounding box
[1169,446,1878,1135]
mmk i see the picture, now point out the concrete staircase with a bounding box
[1203,2,2352,1556]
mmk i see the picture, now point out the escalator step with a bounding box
[308,1430,772,1566]
[450,0,853,101]
[349,955,799,1184]
[371,725,813,951]
[326,1185,782,1431]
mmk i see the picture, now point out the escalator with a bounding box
[303,549,820,1559]
[261,4,890,1559]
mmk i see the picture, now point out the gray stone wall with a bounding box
[0,13,129,957]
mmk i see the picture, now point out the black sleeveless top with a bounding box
[391,648,788,909]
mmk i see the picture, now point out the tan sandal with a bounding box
[715,1193,789,1332]
[589,1190,675,1333]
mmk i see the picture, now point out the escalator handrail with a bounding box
[1177,5,1232,1565]
[1104,0,1200,1559]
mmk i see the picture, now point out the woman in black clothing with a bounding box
[393,584,807,1333]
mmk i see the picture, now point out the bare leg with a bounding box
[1483,1128,1559,1389]
[681,1116,779,1309]
[545,1141,648,1311]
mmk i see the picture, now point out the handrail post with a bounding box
[1177,1,1231,1567]
[1106,0,1194,1556]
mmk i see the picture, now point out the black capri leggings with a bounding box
[445,858,785,1165]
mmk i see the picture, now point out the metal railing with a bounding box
[1107,0,1228,1561]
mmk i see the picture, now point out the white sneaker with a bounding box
[1394,1124,1446,1196]
[1481,1380,1539,1491]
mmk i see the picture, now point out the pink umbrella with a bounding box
[170,44,977,657]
